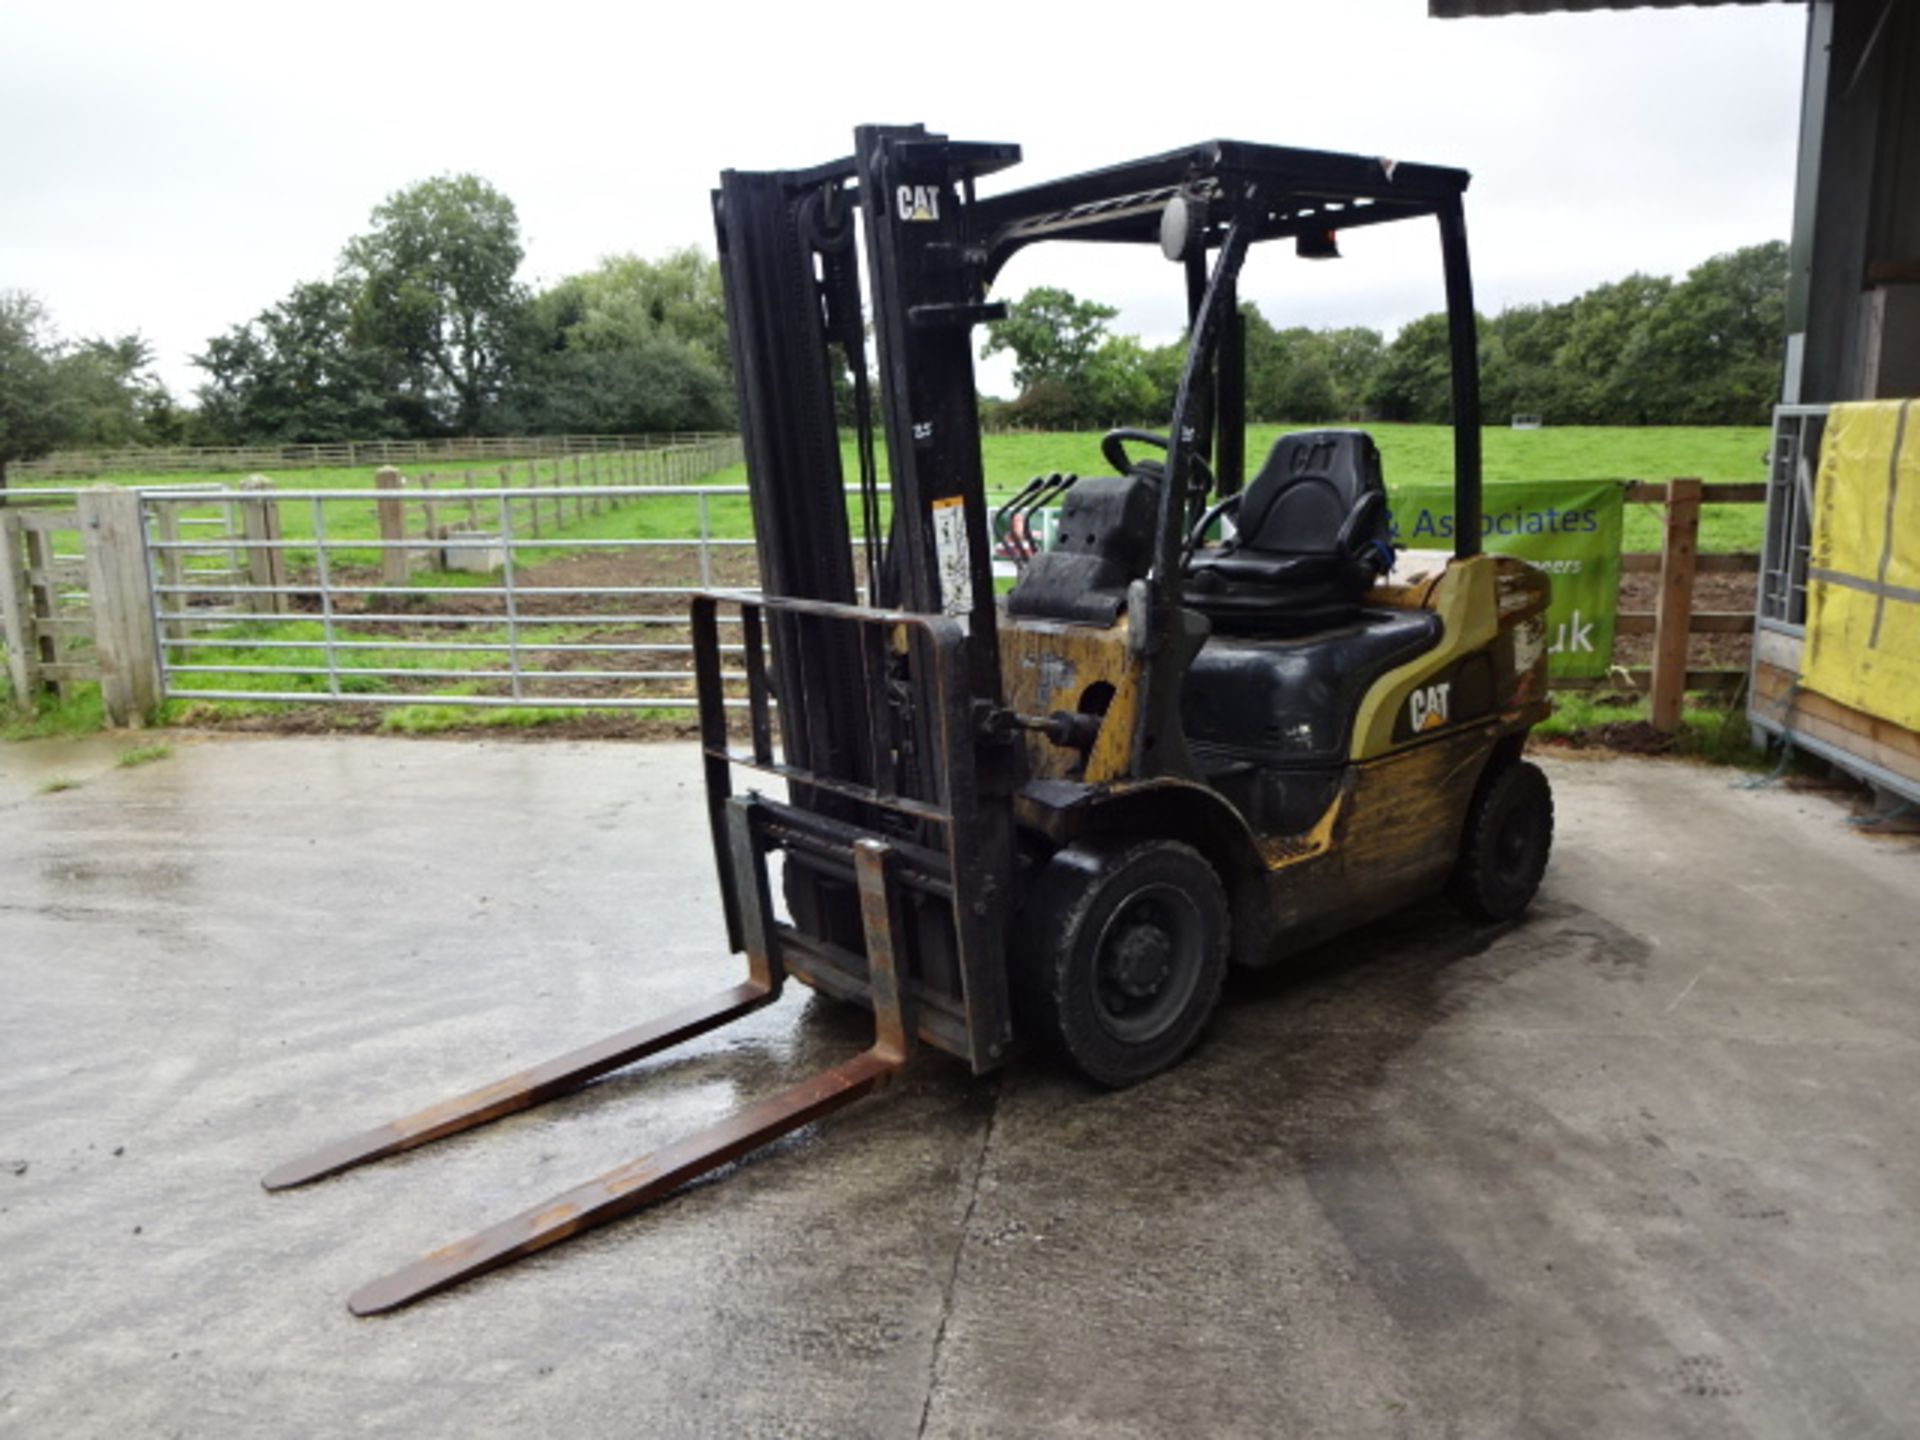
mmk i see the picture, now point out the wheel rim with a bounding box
[1089,881,1206,1044]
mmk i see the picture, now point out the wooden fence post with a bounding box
[419,474,445,571]
[517,463,540,538]
[1649,477,1703,733]
[238,475,286,614]
[375,466,407,586]
[77,487,160,727]
[0,512,39,702]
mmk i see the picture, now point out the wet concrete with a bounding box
[0,732,148,808]
[0,736,1916,1438]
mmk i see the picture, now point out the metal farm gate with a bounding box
[139,480,768,714]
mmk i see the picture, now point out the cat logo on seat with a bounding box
[1408,681,1452,732]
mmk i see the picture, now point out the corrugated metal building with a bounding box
[1432,0,1920,804]
[1433,1,1781,14]
[1430,0,1917,406]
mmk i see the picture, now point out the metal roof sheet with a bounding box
[1430,0,1790,16]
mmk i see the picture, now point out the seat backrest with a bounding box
[1235,429,1386,557]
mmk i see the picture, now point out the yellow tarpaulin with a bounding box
[1802,399,1920,730]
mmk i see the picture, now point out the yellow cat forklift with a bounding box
[266,126,1554,1312]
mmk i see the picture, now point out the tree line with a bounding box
[0,174,737,480]
[0,169,1786,482]
[0,297,187,478]
[195,176,735,444]
[980,240,1786,431]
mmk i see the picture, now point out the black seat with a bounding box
[1184,429,1393,633]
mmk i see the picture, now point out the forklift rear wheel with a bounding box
[1022,839,1229,1087]
[1449,759,1554,922]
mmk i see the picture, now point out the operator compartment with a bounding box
[1178,428,1445,833]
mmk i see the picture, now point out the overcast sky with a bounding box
[1,0,1808,401]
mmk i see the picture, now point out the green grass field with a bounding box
[3,423,1771,743]
[15,422,1769,559]
[10,456,729,571]
[965,423,1771,553]
[694,422,1769,553]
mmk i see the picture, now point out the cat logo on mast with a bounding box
[897,184,941,222]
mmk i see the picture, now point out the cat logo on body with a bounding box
[897,185,941,222]
[1408,680,1452,733]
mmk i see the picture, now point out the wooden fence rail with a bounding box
[6,431,739,482]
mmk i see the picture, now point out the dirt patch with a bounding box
[169,699,707,742]
[1535,720,1679,757]
[1614,570,1756,673]
[522,544,760,597]
[288,545,761,619]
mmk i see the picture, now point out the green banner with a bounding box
[1386,480,1623,679]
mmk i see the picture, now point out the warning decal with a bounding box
[931,496,973,619]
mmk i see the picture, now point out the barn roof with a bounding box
[1430,0,1791,16]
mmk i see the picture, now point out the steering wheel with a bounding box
[1101,427,1171,476]
[1100,427,1216,494]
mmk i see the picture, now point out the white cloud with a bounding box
[0,0,1806,400]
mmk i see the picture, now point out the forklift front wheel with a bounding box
[1449,758,1555,922]
[1021,839,1229,1088]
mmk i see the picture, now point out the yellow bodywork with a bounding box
[997,614,1146,785]
[997,552,1549,874]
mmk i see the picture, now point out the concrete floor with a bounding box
[1,735,1917,1439]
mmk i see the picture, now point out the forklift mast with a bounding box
[713,130,1023,729]
[709,128,1033,1075]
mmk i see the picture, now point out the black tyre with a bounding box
[1018,839,1229,1087]
[1449,758,1554,922]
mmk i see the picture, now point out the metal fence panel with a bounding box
[136,467,826,715]
[1758,405,1827,631]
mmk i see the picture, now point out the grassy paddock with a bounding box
[9,457,760,571]
[18,422,1769,559]
[2,423,1769,746]
[964,424,1771,552]
[699,422,1770,552]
